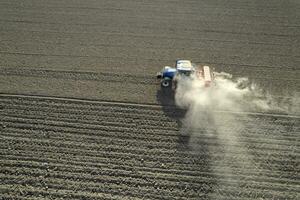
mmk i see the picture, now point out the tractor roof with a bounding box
[176,60,193,71]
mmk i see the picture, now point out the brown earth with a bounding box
[0,94,299,199]
[0,0,299,199]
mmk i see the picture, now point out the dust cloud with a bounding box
[175,71,298,114]
[175,70,265,150]
[175,70,299,144]
[175,70,299,191]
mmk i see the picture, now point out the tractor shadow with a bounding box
[156,86,185,121]
[156,86,217,198]
[156,86,189,147]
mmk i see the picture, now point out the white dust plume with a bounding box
[175,71,298,114]
[175,70,299,193]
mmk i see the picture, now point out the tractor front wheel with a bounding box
[161,79,172,88]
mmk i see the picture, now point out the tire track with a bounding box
[0,169,294,199]
[2,123,297,155]
[1,149,297,184]
[2,131,297,164]
[1,131,297,179]
[0,68,156,85]
[0,94,299,199]
[1,93,298,118]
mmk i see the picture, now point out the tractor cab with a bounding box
[175,60,195,77]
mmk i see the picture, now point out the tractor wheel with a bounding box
[161,79,172,88]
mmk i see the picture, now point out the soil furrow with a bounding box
[0,117,181,137]
[2,129,298,164]
[1,153,297,185]
[2,129,298,160]
[0,184,137,200]
[0,98,173,119]
[4,124,298,150]
[1,138,297,174]
[1,111,179,131]
[0,174,295,200]
[0,175,201,200]
[1,158,298,191]
[1,119,298,153]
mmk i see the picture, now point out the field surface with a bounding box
[0,0,299,199]
[0,94,299,199]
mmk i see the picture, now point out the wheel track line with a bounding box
[1,8,298,29]
[0,136,251,166]
[0,171,294,197]
[0,20,297,37]
[0,153,212,180]
[2,94,297,117]
[0,168,215,195]
[4,126,179,144]
[0,183,137,200]
[0,104,178,129]
[1,28,299,54]
[1,101,296,134]
[1,117,181,139]
[0,153,216,180]
[3,101,297,129]
[4,111,295,140]
[2,127,298,159]
[2,116,299,148]
[2,103,175,122]
[1,110,179,132]
[3,156,289,186]
[4,132,297,168]
[0,68,156,85]
[1,112,176,132]
[0,93,299,118]
[0,26,297,47]
[2,142,295,175]
[0,116,179,135]
[1,131,180,154]
[1,153,297,185]
[0,161,216,189]
[1,103,177,123]
[3,126,297,156]
[0,97,175,117]
[1,94,299,198]
[0,172,296,199]
[5,124,298,148]
[1,137,210,165]
[2,38,297,61]
[2,146,296,178]
[2,158,299,189]
[1,101,177,120]
[3,120,182,141]
[0,170,204,197]
[2,126,179,147]
[1,138,297,170]
[1,39,300,70]
[6,110,296,139]
[3,128,298,155]
[5,119,298,144]
[0,194,43,200]
[3,108,298,137]
[0,175,199,200]
[3,132,297,166]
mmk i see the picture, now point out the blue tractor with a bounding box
[156,60,195,88]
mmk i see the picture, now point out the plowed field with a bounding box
[0,0,300,199]
[0,94,299,199]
